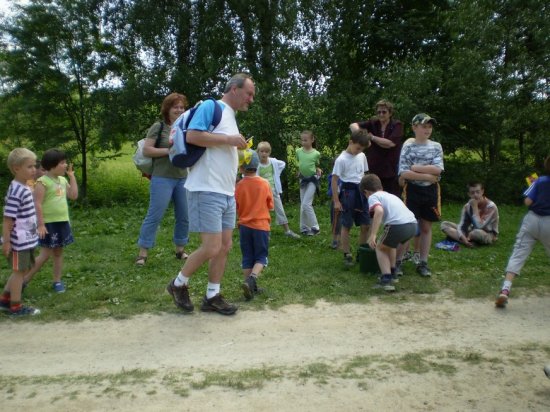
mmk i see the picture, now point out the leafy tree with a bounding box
[0,0,124,198]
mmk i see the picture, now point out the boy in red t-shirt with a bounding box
[235,150,274,300]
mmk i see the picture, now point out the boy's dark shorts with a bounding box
[8,248,36,272]
[339,186,370,228]
[379,222,418,248]
[403,183,441,222]
[239,225,269,269]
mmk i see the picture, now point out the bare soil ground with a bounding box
[2,294,550,411]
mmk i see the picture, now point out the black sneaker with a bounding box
[416,262,432,277]
[10,305,41,316]
[166,280,194,312]
[343,253,354,267]
[242,276,256,301]
[374,276,396,292]
[200,294,238,315]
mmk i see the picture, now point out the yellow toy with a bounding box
[238,137,254,166]
[525,172,538,187]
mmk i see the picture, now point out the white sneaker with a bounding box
[285,230,301,239]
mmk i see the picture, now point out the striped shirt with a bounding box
[398,140,444,187]
[3,180,38,251]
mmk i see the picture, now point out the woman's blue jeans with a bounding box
[138,176,189,249]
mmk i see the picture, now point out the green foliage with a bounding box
[441,156,533,205]
[1,0,548,204]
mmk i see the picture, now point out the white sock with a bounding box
[502,280,512,292]
[174,272,189,287]
[206,282,220,299]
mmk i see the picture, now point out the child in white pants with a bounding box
[496,155,550,308]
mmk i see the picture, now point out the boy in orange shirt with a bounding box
[235,149,274,300]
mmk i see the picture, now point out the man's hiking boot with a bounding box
[200,294,238,315]
[166,280,194,312]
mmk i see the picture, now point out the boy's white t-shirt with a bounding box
[367,190,417,226]
[332,151,369,184]
[184,100,239,196]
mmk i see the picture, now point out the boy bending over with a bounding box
[361,174,417,291]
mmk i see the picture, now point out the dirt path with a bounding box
[2,295,550,411]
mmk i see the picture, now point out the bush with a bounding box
[442,159,532,205]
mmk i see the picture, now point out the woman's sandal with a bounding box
[175,251,189,260]
[135,256,148,266]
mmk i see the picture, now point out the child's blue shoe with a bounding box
[52,282,66,293]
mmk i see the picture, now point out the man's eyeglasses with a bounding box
[377,110,388,115]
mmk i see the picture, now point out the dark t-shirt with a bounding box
[357,118,403,178]
[526,175,550,216]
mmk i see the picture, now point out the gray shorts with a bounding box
[187,191,236,233]
[8,248,36,272]
[379,222,417,248]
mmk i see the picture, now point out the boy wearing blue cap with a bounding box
[235,150,274,300]
[397,113,444,277]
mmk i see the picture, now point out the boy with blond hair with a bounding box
[0,148,41,316]
[256,141,300,238]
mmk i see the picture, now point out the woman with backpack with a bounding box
[135,93,190,266]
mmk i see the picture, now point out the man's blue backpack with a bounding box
[169,98,223,168]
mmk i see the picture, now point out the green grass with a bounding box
[1,200,547,322]
[1,147,549,322]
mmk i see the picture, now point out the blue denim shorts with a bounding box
[239,225,269,269]
[340,187,370,228]
[187,191,236,233]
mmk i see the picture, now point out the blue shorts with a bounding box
[340,187,370,228]
[187,191,236,233]
[239,225,269,269]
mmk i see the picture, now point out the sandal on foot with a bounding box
[175,251,189,260]
[135,256,147,266]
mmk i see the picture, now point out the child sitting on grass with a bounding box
[235,150,274,300]
[361,174,417,292]
[440,181,499,247]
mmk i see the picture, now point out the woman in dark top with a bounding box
[350,99,403,196]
